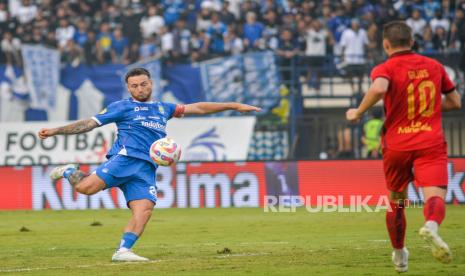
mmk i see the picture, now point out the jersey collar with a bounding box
[389,50,413,58]
[130,97,154,103]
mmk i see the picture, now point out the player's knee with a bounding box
[389,190,407,203]
[135,209,153,223]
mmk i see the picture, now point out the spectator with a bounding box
[220,1,236,25]
[122,8,142,45]
[1,31,21,65]
[31,27,43,44]
[423,0,441,20]
[418,25,436,53]
[96,22,113,63]
[361,108,383,159]
[162,0,186,26]
[191,30,207,61]
[205,13,227,55]
[172,18,192,62]
[432,26,448,53]
[140,5,165,39]
[111,27,129,64]
[224,25,244,55]
[56,19,76,50]
[0,2,8,30]
[43,30,58,48]
[62,40,83,67]
[339,19,369,93]
[260,9,280,50]
[127,42,140,64]
[83,30,98,65]
[243,12,264,50]
[197,3,213,32]
[304,19,333,93]
[103,4,122,30]
[73,19,88,48]
[406,9,427,37]
[449,8,465,51]
[139,36,158,61]
[16,0,37,24]
[276,28,298,86]
[430,10,450,32]
[160,26,174,58]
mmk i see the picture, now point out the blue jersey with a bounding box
[92,98,181,167]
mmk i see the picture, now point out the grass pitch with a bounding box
[0,206,464,275]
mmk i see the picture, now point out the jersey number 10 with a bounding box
[407,80,436,120]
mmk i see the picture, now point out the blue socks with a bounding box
[63,167,77,179]
[119,232,139,250]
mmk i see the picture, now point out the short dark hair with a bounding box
[125,67,151,83]
[383,21,412,48]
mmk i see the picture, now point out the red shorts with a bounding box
[382,144,448,192]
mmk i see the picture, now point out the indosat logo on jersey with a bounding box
[141,121,166,131]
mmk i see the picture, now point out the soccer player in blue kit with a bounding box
[37,68,260,262]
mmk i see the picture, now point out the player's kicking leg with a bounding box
[387,190,409,273]
[419,186,452,263]
[50,164,106,195]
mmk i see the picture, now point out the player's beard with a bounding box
[133,90,152,102]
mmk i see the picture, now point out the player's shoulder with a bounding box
[106,98,134,111]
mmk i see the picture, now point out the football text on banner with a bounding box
[21,45,60,110]
[0,122,117,165]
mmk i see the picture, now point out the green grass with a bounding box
[0,206,464,275]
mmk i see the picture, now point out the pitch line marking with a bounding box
[0,252,269,273]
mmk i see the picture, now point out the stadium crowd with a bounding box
[1,0,465,67]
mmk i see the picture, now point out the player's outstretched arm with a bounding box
[38,119,99,139]
[346,78,389,123]
[184,102,261,115]
[441,90,462,111]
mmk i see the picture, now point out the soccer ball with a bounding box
[149,137,181,166]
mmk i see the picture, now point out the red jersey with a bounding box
[371,51,455,151]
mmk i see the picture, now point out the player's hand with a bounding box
[38,128,56,139]
[346,108,362,123]
[235,104,261,113]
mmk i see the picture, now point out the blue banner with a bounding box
[0,53,278,122]
[199,51,280,114]
[21,45,60,110]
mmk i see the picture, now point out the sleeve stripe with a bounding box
[372,75,391,81]
[91,116,102,125]
[442,87,456,94]
[173,104,185,118]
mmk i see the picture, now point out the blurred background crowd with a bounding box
[1,0,465,67]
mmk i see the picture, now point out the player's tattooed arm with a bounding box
[38,119,98,139]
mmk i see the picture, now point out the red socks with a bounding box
[386,201,406,249]
[423,196,445,225]
[386,196,445,249]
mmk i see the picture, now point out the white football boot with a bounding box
[419,222,452,263]
[112,248,149,262]
[392,247,409,273]
[49,164,79,180]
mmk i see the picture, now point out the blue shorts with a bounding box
[95,155,157,206]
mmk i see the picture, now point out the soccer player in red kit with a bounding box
[346,21,461,273]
